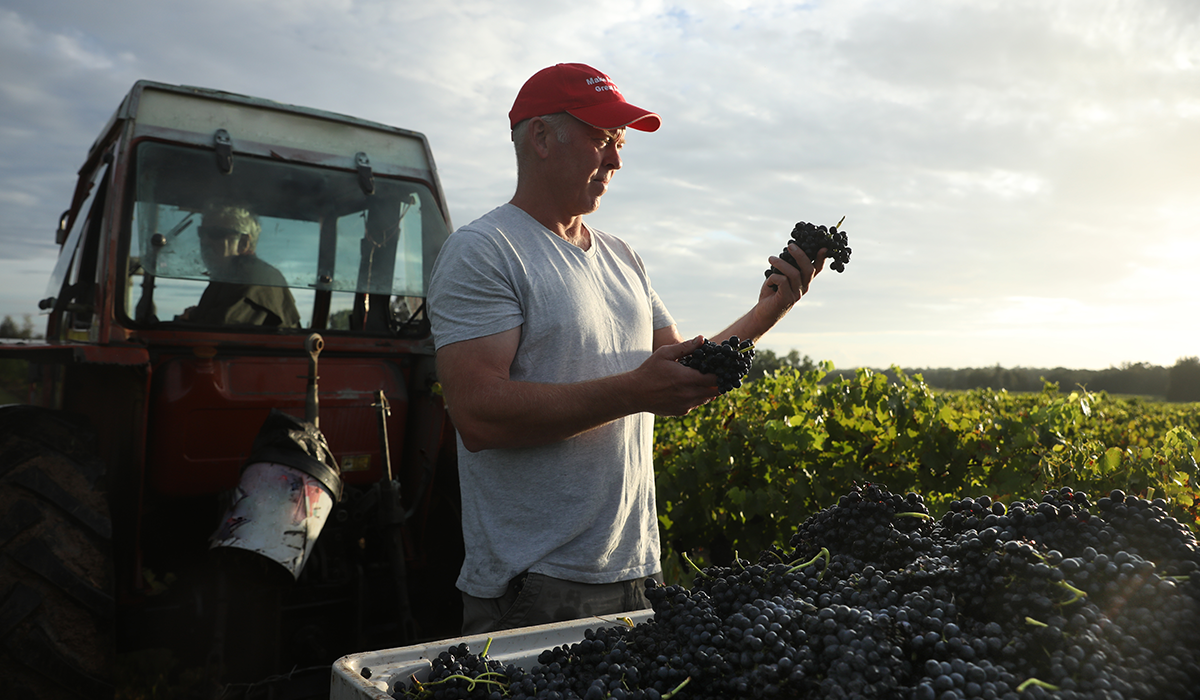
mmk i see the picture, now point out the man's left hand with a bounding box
[762,242,825,306]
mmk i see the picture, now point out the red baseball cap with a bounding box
[508,63,662,132]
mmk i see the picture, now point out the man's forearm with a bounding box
[712,248,822,344]
[442,336,716,452]
[712,303,786,346]
[448,371,643,452]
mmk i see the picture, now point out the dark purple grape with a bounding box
[394,482,1200,700]
[765,218,853,286]
[678,336,755,394]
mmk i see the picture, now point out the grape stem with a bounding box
[893,512,932,520]
[414,673,507,694]
[1054,580,1087,605]
[681,551,711,579]
[1017,678,1061,692]
[662,676,692,699]
[1024,617,1048,628]
[787,547,831,579]
[481,637,494,659]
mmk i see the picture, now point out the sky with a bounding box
[1,0,1197,371]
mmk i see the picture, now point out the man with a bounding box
[179,205,301,328]
[427,63,823,634]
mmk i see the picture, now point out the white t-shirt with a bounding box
[428,203,674,598]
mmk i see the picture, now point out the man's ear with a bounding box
[237,234,253,255]
[529,117,552,159]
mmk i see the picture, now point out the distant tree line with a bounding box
[0,314,39,404]
[0,314,38,339]
[879,362,1172,397]
[751,349,1200,403]
[1169,357,1200,402]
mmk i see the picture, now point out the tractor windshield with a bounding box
[125,141,450,333]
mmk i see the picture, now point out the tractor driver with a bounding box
[177,205,301,328]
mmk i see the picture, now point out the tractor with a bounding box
[0,81,464,699]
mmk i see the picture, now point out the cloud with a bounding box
[0,0,1196,369]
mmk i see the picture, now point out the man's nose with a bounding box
[604,143,621,170]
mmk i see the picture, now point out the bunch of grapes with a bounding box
[765,219,852,285]
[393,483,1200,700]
[678,336,755,394]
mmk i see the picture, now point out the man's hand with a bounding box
[763,242,826,305]
[630,335,721,416]
[745,242,826,334]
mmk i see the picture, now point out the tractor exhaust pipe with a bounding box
[305,333,323,427]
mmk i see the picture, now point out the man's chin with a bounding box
[570,196,603,217]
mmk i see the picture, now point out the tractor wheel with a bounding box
[0,405,114,699]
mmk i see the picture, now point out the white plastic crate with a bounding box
[330,610,655,699]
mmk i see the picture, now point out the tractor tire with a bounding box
[0,405,114,699]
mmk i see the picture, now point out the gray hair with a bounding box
[512,113,574,166]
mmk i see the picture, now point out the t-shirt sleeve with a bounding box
[624,241,673,331]
[649,287,674,331]
[427,228,525,350]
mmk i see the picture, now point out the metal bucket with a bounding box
[210,461,336,579]
[210,409,342,579]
